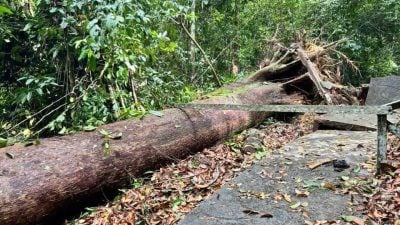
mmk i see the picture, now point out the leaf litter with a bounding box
[307,133,400,225]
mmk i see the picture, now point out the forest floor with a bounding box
[74,113,400,225]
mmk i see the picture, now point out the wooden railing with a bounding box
[176,103,393,172]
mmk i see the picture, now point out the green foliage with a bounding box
[0,0,202,138]
[0,0,400,140]
[0,5,12,15]
[308,0,400,83]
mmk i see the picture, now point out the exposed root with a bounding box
[248,33,360,105]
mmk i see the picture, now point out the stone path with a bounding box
[179,130,376,225]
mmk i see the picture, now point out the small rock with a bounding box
[333,159,350,172]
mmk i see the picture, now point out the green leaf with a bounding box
[0,138,7,148]
[78,49,88,60]
[88,55,97,71]
[58,127,67,135]
[341,215,356,222]
[22,128,32,137]
[171,196,185,209]
[83,125,97,132]
[341,176,350,181]
[290,202,301,209]
[0,5,12,15]
[303,180,320,191]
[353,165,361,173]
[84,207,96,212]
[372,178,379,186]
[25,78,34,85]
[26,92,32,102]
[110,132,123,140]
[132,179,143,188]
[87,18,99,29]
[99,129,110,137]
[149,110,164,117]
[55,113,65,122]
[60,19,68,29]
[36,88,43,96]
[388,171,396,177]
[103,141,111,155]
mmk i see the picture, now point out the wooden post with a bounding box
[377,114,388,172]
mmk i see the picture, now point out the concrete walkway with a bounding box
[179,130,376,225]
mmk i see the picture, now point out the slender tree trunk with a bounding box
[190,0,196,80]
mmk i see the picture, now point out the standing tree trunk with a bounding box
[190,0,196,81]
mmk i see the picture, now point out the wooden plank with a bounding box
[377,114,388,172]
[383,99,400,110]
[176,103,391,115]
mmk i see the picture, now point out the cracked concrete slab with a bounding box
[316,109,400,131]
[179,130,376,225]
[366,76,400,106]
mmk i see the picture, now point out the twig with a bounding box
[0,75,88,136]
[322,38,348,49]
[281,73,310,86]
[273,49,291,65]
[163,165,221,193]
[32,63,110,136]
[192,165,220,189]
[172,18,222,86]
[330,49,360,75]
[196,35,239,81]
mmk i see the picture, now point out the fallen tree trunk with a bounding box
[0,82,303,225]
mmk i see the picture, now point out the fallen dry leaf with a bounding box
[260,213,273,218]
[242,209,259,215]
[284,193,292,203]
[321,181,336,191]
[295,189,310,197]
[307,158,333,170]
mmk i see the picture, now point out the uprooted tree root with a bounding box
[247,33,362,105]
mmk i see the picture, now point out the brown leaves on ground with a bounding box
[75,115,313,225]
[304,134,400,225]
[362,135,400,225]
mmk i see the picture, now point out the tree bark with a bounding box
[0,82,303,225]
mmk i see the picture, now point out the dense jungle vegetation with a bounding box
[0,0,399,141]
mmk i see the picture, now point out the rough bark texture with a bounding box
[0,82,303,225]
